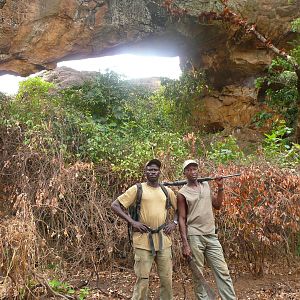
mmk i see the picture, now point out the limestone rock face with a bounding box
[40,67,99,90]
[0,0,299,130]
[0,0,170,76]
[191,85,270,133]
[1,0,299,79]
[40,66,162,91]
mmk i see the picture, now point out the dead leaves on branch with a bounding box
[0,125,300,296]
[215,163,300,275]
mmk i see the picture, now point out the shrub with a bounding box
[263,120,300,167]
[216,163,300,276]
[207,135,244,164]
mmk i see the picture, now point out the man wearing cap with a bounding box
[111,159,177,300]
[177,159,236,300]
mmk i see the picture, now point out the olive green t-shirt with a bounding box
[178,181,215,235]
[118,182,177,251]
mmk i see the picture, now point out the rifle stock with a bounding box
[162,173,241,187]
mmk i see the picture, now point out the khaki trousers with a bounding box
[131,247,173,300]
[188,234,236,300]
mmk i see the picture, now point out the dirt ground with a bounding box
[1,260,299,299]
[71,260,300,300]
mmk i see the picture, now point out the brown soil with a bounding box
[1,261,299,299]
[67,260,300,300]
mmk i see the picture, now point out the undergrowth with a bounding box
[0,71,299,298]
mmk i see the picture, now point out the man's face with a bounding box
[184,164,199,180]
[145,164,160,182]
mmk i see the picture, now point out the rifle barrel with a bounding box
[162,173,241,187]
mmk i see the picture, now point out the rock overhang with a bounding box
[0,0,299,88]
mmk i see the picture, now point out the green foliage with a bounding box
[2,78,71,158]
[252,111,273,128]
[110,130,189,179]
[79,287,90,300]
[207,136,244,164]
[160,70,207,131]
[60,71,149,124]
[263,120,300,166]
[264,120,292,152]
[161,70,206,103]
[17,77,54,100]
[1,77,101,160]
[48,279,90,299]
[291,17,300,33]
[254,77,265,89]
[257,57,299,127]
[255,18,300,129]
[49,279,75,295]
[1,72,191,176]
[269,57,295,73]
[57,72,194,172]
[8,77,55,125]
[290,18,300,58]
[1,66,298,177]
[47,262,58,270]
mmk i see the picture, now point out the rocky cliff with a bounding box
[1,0,299,131]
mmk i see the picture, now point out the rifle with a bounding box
[162,173,241,186]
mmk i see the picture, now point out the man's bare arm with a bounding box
[111,199,149,233]
[177,193,191,257]
[212,177,224,210]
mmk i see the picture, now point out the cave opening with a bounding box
[0,54,182,95]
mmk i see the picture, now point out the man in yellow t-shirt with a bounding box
[111,159,177,300]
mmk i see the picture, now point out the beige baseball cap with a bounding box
[182,159,199,171]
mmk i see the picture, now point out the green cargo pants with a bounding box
[131,247,173,300]
[188,234,236,300]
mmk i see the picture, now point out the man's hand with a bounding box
[163,222,177,235]
[131,220,149,233]
[215,176,224,189]
[212,176,224,210]
[182,243,192,258]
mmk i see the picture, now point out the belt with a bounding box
[147,223,166,256]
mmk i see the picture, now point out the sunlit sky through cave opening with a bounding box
[0,54,182,95]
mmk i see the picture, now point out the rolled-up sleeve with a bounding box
[117,185,137,209]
